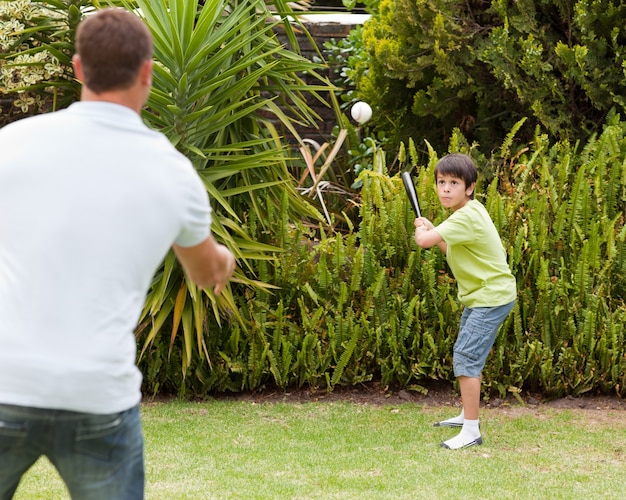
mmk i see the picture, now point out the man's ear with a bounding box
[72,54,83,82]
[466,182,476,197]
[139,59,153,87]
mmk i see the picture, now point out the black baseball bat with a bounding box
[401,171,421,218]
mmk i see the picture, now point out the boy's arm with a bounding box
[414,218,448,253]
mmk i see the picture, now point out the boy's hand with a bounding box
[414,217,445,251]
[414,217,434,231]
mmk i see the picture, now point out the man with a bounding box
[0,8,235,499]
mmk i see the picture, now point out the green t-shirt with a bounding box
[435,200,517,308]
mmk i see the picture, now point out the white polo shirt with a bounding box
[0,102,211,413]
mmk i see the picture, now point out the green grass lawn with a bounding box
[13,399,626,499]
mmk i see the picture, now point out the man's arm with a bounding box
[173,235,236,294]
[414,218,448,253]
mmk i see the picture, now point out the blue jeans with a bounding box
[0,404,144,500]
[453,301,515,378]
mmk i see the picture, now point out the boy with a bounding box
[414,153,516,449]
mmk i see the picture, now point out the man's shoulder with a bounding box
[1,108,65,129]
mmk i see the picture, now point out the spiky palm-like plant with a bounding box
[3,0,334,379]
[103,0,333,375]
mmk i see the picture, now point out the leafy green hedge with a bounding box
[347,0,626,158]
[6,1,623,400]
[140,119,626,399]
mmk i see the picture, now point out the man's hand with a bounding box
[173,236,236,293]
[212,243,235,295]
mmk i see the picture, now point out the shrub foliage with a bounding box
[143,121,626,399]
[2,1,624,399]
[350,0,626,156]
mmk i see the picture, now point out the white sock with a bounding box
[461,419,480,439]
[439,408,464,425]
[441,419,481,450]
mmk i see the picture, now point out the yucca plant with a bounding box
[90,0,336,379]
[3,0,335,383]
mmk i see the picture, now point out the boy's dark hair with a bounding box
[434,153,478,199]
[75,8,153,94]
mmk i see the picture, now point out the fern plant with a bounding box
[143,118,626,399]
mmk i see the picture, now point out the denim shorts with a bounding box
[0,404,144,500]
[453,300,515,378]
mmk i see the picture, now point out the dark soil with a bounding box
[210,380,626,411]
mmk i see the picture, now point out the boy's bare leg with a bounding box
[459,376,480,419]
[434,375,480,426]
[440,376,482,449]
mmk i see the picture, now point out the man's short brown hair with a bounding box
[75,8,153,94]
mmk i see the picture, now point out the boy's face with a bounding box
[436,174,475,211]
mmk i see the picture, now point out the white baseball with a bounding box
[351,101,372,124]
